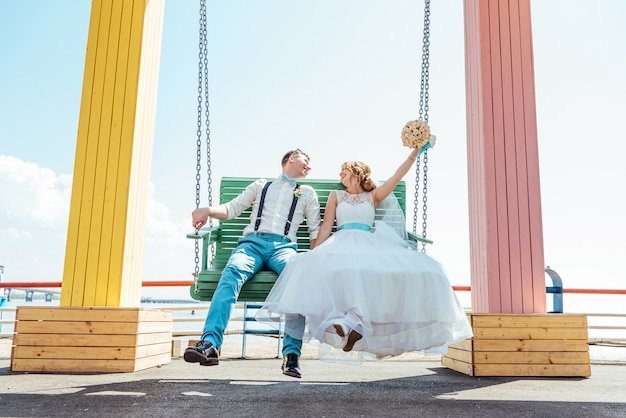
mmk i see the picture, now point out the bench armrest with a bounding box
[187,226,220,245]
[407,231,434,245]
[187,226,220,272]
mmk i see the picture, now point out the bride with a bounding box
[258,143,473,363]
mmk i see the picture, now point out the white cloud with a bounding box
[0,155,193,288]
[0,155,71,228]
[0,227,32,240]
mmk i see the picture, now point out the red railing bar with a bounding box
[447,286,626,295]
[564,288,626,295]
[1,282,625,295]
[0,281,192,288]
[450,286,626,295]
[0,282,62,288]
[142,280,195,287]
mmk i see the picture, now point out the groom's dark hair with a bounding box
[282,149,309,167]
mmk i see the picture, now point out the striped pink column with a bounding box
[464,0,546,313]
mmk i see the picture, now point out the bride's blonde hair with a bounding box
[341,161,377,192]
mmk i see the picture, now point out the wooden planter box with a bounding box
[11,306,172,373]
[442,314,591,377]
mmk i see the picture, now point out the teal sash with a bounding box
[338,223,372,232]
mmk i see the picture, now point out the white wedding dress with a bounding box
[258,190,473,362]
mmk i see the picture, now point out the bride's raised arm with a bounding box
[371,148,419,207]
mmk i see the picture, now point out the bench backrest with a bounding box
[212,177,406,268]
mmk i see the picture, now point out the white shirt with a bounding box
[225,176,321,242]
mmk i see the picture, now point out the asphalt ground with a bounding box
[1,339,625,418]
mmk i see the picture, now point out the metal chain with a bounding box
[413,0,431,252]
[193,0,210,294]
[412,158,421,235]
[202,0,214,255]
[421,151,429,252]
[418,0,431,124]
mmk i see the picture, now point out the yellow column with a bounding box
[61,0,164,307]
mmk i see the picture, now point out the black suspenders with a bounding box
[284,187,300,236]
[254,181,301,237]
[253,182,273,231]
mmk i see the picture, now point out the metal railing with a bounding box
[2,280,625,342]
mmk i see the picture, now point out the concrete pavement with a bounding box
[1,338,625,417]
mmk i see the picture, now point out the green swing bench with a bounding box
[187,176,433,302]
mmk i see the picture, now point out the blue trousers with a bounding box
[201,233,305,357]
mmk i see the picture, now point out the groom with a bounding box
[185,149,321,378]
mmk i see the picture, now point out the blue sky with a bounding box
[1,1,625,311]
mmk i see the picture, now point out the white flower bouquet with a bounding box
[401,119,431,149]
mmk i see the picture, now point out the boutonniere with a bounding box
[293,187,304,198]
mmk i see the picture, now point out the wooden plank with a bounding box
[498,0,525,314]
[507,1,536,313]
[519,0,546,309]
[60,0,103,306]
[133,352,172,372]
[171,339,189,358]
[488,0,512,314]
[472,339,589,352]
[473,351,590,364]
[16,307,172,328]
[16,307,145,322]
[474,363,591,377]
[90,0,125,306]
[14,333,139,347]
[15,321,141,335]
[445,347,473,363]
[135,342,171,358]
[12,346,139,360]
[11,358,138,373]
[137,320,173,334]
[138,309,173,322]
[472,327,588,340]
[448,339,473,351]
[137,332,173,346]
[13,332,172,348]
[441,356,474,376]
[470,314,587,328]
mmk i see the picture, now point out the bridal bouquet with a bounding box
[401,120,431,149]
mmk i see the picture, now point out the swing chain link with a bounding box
[418,0,430,124]
[193,0,214,294]
[202,0,214,237]
[421,151,429,252]
[412,158,421,235]
[414,0,431,252]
